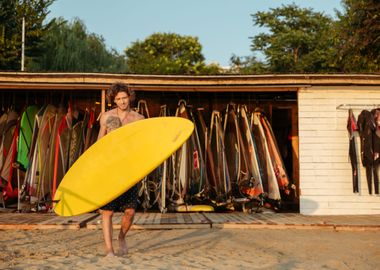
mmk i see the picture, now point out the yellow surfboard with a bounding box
[53,117,194,216]
[174,204,214,212]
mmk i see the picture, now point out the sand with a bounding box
[0,228,379,270]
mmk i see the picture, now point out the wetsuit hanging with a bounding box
[357,110,376,194]
[347,109,359,193]
[371,108,380,194]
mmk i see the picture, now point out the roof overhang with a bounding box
[0,72,380,92]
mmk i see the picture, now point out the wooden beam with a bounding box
[1,73,380,92]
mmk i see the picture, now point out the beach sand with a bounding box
[0,228,379,270]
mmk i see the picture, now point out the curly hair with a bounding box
[106,82,136,104]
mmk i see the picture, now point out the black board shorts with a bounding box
[100,185,139,212]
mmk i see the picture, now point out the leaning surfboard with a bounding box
[54,117,194,216]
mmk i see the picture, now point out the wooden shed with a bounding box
[1,72,380,215]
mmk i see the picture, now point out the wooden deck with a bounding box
[87,212,211,230]
[0,212,97,229]
[0,211,379,231]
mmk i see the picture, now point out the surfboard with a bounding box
[156,105,170,213]
[48,106,66,203]
[0,112,19,201]
[17,105,39,170]
[196,108,217,199]
[174,100,190,203]
[23,105,46,200]
[209,110,231,200]
[84,108,97,151]
[53,117,194,216]
[188,107,206,197]
[68,115,85,168]
[260,114,290,193]
[135,100,158,211]
[251,112,281,200]
[174,204,214,212]
[0,110,18,172]
[37,104,57,202]
[173,101,206,209]
[52,111,72,200]
[238,105,264,197]
[223,104,241,189]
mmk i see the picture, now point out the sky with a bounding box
[48,0,343,67]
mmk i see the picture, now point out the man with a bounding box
[98,82,144,257]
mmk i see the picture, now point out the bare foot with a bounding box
[118,237,128,256]
[105,251,116,257]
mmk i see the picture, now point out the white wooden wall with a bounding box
[298,86,380,215]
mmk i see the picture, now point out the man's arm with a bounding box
[97,113,107,140]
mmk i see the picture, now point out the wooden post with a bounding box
[101,89,106,113]
[291,104,300,199]
[21,17,25,71]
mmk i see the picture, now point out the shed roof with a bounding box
[1,72,380,92]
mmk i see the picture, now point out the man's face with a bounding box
[114,91,130,110]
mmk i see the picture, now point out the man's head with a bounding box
[107,83,136,106]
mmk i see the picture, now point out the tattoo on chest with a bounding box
[106,116,122,132]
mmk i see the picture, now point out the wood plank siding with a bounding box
[299,86,380,215]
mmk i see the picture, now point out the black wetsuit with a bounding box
[371,109,380,194]
[357,110,378,194]
[347,109,359,193]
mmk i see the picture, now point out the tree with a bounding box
[250,4,337,73]
[335,0,380,72]
[202,62,223,75]
[0,0,54,71]
[125,33,210,75]
[29,18,127,72]
[0,0,19,70]
[229,55,267,74]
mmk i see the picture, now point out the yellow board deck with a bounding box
[175,204,214,212]
[53,117,194,216]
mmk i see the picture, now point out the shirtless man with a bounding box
[98,83,144,257]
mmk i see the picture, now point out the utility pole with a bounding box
[21,17,25,71]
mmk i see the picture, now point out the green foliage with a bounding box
[245,2,380,73]
[4,1,378,75]
[229,55,267,74]
[335,0,380,72]
[125,32,212,75]
[0,0,19,70]
[249,4,337,73]
[29,18,127,72]
[0,0,54,71]
[201,62,223,75]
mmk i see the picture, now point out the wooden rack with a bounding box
[336,104,380,110]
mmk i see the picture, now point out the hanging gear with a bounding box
[347,109,359,193]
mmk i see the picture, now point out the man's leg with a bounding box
[118,208,135,255]
[101,210,115,256]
